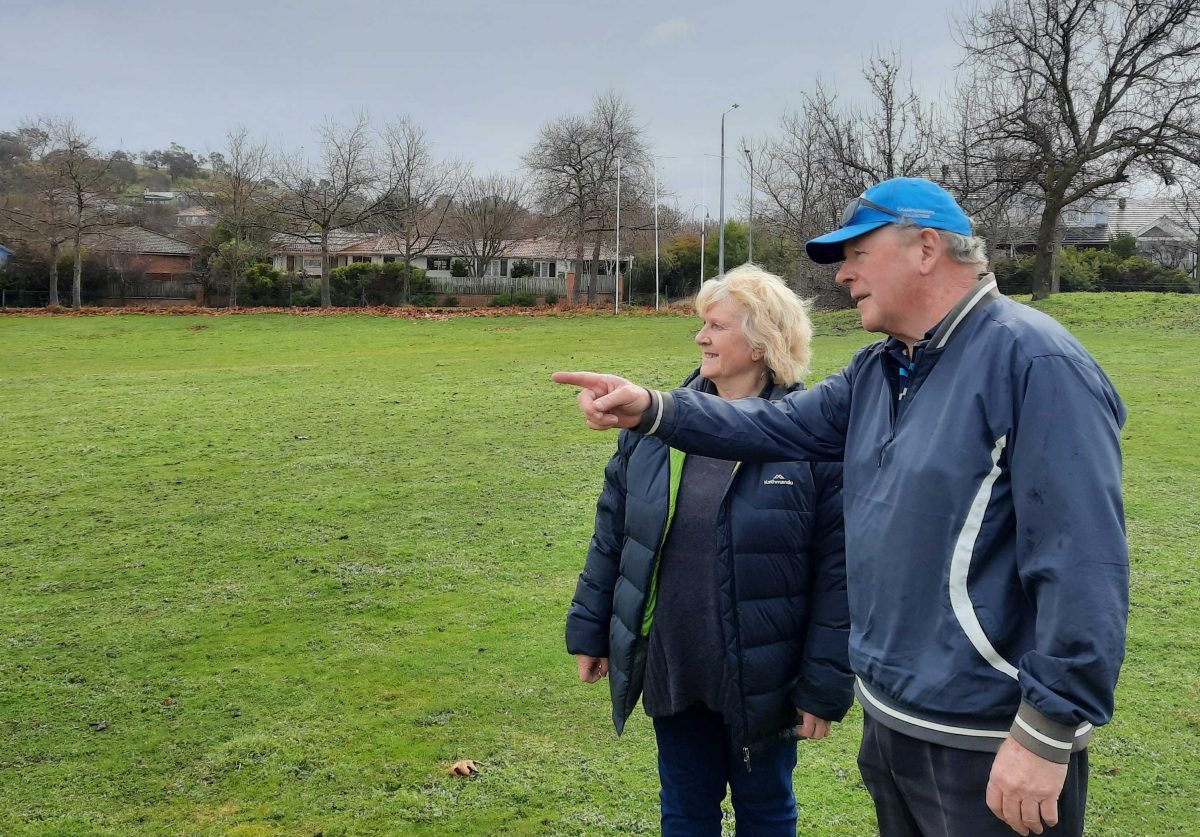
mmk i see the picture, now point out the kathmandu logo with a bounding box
[764,474,794,486]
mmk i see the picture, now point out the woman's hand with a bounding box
[576,655,610,683]
[794,710,832,740]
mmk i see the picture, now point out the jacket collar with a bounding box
[927,273,1000,351]
[682,367,801,402]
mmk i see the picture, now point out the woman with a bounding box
[566,264,853,835]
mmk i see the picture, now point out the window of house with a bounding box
[286,255,297,272]
[500,259,509,276]
[352,256,371,264]
[427,256,451,271]
[303,257,321,273]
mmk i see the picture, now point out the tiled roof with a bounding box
[86,226,198,256]
[1104,199,1196,238]
[271,231,616,261]
[271,231,375,253]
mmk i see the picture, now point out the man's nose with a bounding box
[835,264,851,286]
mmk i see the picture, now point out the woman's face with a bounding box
[695,297,759,386]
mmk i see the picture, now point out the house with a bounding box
[980,194,1198,277]
[1103,198,1198,272]
[270,232,628,304]
[85,226,202,307]
[175,207,216,228]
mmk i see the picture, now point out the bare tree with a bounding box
[1156,153,1200,288]
[377,117,464,302]
[270,114,397,307]
[524,91,650,303]
[194,127,271,306]
[0,125,73,306]
[959,0,1200,298]
[937,74,1039,258]
[804,52,937,197]
[445,173,528,279]
[21,118,125,307]
[753,52,934,306]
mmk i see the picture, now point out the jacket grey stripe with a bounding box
[854,676,1012,738]
[949,435,1019,680]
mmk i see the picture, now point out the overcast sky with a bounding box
[4,0,972,216]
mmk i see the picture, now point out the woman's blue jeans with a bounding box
[652,703,798,836]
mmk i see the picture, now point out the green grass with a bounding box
[0,294,1196,836]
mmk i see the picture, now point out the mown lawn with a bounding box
[1,295,1197,836]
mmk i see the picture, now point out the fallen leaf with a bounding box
[448,759,480,777]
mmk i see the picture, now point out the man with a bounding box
[553,177,1128,837]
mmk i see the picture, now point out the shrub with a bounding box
[992,247,1194,294]
[442,295,459,307]
[291,286,321,307]
[510,260,534,279]
[327,262,432,305]
[1108,234,1138,259]
[488,291,537,307]
[450,259,469,278]
[543,291,558,306]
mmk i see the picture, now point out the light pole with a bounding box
[689,202,710,294]
[743,144,754,263]
[652,155,676,311]
[654,158,661,310]
[718,103,739,277]
[614,155,621,314]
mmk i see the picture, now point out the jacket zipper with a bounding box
[721,462,754,773]
[640,447,686,638]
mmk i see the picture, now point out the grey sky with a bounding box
[4,0,971,217]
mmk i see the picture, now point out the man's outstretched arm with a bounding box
[553,363,856,465]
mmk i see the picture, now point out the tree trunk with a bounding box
[1030,205,1061,301]
[572,243,584,305]
[320,229,332,308]
[588,239,601,305]
[402,250,413,305]
[71,231,83,309]
[48,242,61,307]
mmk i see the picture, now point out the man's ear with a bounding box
[917,228,942,275]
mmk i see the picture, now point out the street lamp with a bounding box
[718,103,739,277]
[652,155,676,311]
[742,144,754,263]
[614,155,621,314]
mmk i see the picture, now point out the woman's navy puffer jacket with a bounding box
[566,370,853,757]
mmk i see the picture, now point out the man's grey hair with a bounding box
[941,230,989,271]
[895,219,989,271]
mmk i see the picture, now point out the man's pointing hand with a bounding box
[551,371,652,431]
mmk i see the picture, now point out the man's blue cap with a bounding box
[805,177,973,264]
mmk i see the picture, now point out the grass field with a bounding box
[1,295,1197,836]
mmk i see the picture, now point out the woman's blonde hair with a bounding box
[694,264,814,385]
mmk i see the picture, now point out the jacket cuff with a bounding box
[634,389,671,435]
[1008,702,1087,764]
